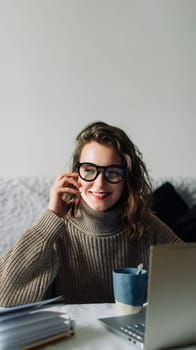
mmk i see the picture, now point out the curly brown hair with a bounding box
[71,121,153,239]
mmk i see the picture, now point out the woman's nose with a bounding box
[95,170,106,184]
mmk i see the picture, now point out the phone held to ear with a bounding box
[71,194,76,217]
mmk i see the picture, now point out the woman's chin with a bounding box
[82,198,110,212]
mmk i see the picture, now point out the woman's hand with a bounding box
[48,173,81,218]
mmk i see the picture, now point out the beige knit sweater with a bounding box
[0,202,181,306]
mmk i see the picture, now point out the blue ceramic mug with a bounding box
[113,267,148,314]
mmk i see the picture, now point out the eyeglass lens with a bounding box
[77,163,126,183]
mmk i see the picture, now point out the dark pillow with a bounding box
[172,204,196,242]
[152,182,189,227]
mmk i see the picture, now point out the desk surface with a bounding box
[41,303,196,350]
[41,303,131,350]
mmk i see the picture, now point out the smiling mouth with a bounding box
[91,192,109,200]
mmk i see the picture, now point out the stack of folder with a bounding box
[0,296,74,350]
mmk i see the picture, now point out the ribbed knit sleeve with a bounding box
[0,209,65,306]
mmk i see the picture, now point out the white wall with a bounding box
[0,0,195,178]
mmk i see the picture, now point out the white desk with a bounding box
[41,303,196,350]
[41,303,135,350]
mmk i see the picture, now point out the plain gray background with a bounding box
[0,0,195,177]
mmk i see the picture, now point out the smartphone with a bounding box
[71,194,76,217]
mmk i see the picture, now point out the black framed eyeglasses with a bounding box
[76,162,128,183]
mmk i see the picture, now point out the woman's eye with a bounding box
[106,168,122,178]
[107,171,118,178]
[84,168,93,173]
[83,167,96,175]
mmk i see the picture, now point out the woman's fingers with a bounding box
[55,173,80,190]
[58,186,81,204]
[48,173,81,217]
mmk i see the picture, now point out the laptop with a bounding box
[99,243,196,350]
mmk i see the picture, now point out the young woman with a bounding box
[0,121,182,306]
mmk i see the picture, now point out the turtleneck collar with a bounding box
[68,199,125,236]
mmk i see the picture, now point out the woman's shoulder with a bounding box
[149,213,169,229]
[147,213,182,244]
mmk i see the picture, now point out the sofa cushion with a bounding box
[172,204,196,242]
[152,182,189,227]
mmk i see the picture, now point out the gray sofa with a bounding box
[0,176,196,256]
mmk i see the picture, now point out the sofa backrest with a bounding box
[0,176,196,256]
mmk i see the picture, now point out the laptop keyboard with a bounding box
[119,321,145,342]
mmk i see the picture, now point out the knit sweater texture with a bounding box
[0,202,182,306]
